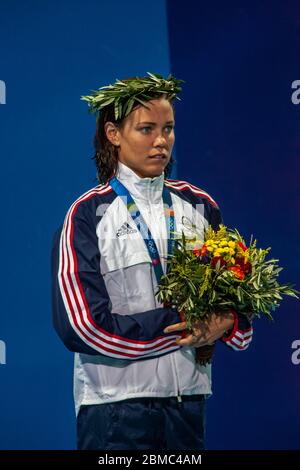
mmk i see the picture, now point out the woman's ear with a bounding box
[104,122,120,146]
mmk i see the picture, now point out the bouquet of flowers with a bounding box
[157,223,299,364]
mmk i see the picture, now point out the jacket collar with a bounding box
[115,161,165,204]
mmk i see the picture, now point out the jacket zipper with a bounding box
[170,353,182,403]
[148,194,182,402]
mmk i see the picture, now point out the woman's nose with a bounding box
[153,133,167,147]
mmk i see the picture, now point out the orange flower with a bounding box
[200,244,207,256]
[228,266,245,280]
[193,247,202,257]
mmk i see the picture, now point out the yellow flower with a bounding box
[214,250,222,257]
[229,248,235,255]
[219,240,228,247]
[231,257,235,264]
[228,241,236,248]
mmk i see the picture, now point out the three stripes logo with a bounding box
[116,222,137,238]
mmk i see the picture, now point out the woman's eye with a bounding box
[139,125,174,134]
[140,127,152,134]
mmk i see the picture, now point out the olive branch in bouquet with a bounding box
[156,223,299,330]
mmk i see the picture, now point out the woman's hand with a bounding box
[163,311,235,347]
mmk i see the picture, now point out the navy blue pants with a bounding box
[77,395,206,450]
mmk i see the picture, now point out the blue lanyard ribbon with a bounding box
[109,176,176,285]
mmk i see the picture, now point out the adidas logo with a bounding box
[116,222,138,238]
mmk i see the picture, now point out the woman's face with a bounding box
[111,97,175,178]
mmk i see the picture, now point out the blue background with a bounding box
[0,0,299,449]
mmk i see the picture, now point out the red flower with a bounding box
[211,256,226,269]
[228,266,245,280]
[238,241,247,252]
[193,247,202,257]
[242,261,252,274]
[235,257,252,275]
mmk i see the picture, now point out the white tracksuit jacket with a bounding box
[52,162,253,415]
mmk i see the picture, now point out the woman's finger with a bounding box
[163,321,186,333]
[176,334,212,347]
[175,334,194,346]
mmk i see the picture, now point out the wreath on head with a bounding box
[80,72,184,120]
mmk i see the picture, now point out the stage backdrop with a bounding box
[0,0,299,450]
[167,0,300,449]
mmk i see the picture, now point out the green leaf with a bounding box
[154,222,299,325]
[99,97,115,107]
[114,100,119,120]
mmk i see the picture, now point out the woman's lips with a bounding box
[148,154,167,160]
